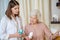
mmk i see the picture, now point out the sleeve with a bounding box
[0,17,9,40]
[17,17,23,30]
[24,25,28,36]
[43,24,52,40]
[20,18,23,29]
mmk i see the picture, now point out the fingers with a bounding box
[24,36,30,40]
[15,32,21,38]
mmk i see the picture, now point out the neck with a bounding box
[12,14,16,19]
[30,23,38,28]
[30,22,38,25]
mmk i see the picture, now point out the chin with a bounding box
[15,13,18,14]
[15,13,18,15]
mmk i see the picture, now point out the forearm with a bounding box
[48,34,58,40]
[46,33,53,40]
[9,34,17,39]
[9,33,22,39]
[52,34,59,39]
[46,35,52,40]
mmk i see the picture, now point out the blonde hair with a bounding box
[30,9,41,23]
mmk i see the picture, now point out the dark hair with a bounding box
[5,0,19,19]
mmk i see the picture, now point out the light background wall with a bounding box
[17,0,50,28]
[17,0,60,33]
[50,0,60,34]
[0,0,50,27]
[0,0,60,34]
[0,0,9,20]
[51,0,60,21]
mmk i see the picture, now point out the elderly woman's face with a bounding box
[30,15,38,24]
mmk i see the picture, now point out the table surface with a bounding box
[55,36,60,40]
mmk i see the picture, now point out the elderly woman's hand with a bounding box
[24,36,30,40]
[55,30,60,36]
[54,31,59,36]
[53,30,60,39]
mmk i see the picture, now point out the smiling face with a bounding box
[11,5,19,15]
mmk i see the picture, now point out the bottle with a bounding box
[18,29,23,34]
[23,32,33,40]
[28,32,33,39]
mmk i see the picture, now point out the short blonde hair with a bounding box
[30,9,41,23]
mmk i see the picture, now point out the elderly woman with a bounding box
[24,9,59,40]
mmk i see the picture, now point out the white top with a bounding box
[0,15,22,40]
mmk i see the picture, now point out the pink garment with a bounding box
[25,23,52,40]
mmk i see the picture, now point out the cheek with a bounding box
[33,19,37,22]
[11,9,15,13]
[30,19,36,23]
[13,9,16,12]
[33,20,36,22]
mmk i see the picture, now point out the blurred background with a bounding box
[0,0,60,35]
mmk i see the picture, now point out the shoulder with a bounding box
[0,15,9,23]
[0,15,9,27]
[1,15,7,21]
[39,22,46,26]
[39,22,47,28]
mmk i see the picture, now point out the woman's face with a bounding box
[30,15,38,24]
[11,5,19,15]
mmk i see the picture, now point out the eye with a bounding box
[15,7,19,10]
[14,8,17,10]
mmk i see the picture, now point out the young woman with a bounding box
[24,9,59,40]
[0,0,23,40]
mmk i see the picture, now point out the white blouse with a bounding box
[0,15,22,40]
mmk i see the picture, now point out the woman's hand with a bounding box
[9,32,21,39]
[14,32,21,38]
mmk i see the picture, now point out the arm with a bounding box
[9,32,21,38]
[43,24,59,40]
[0,17,21,40]
[43,24,52,40]
[23,25,31,40]
[21,25,29,38]
[0,17,9,40]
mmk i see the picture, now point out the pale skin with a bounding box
[8,5,24,39]
[24,15,59,40]
[11,5,19,20]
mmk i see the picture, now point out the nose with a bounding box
[16,9,19,13]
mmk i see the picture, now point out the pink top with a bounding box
[25,23,52,40]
